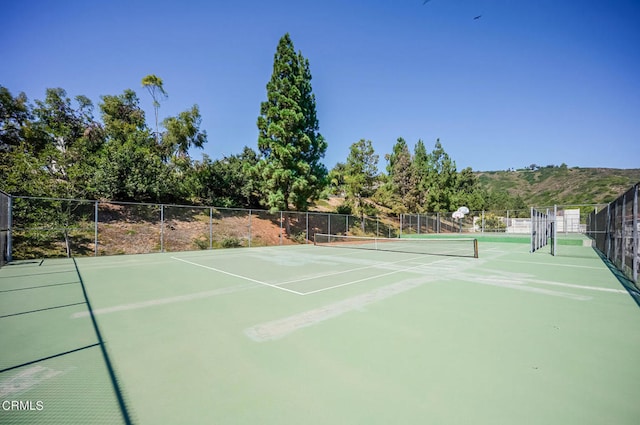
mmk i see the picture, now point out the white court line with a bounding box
[495,259,604,270]
[71,283,257,318]
[171,256,304,295]
[300,258,451,295]
[528,279,629,294]
[276,255,427,285]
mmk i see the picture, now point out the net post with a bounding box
[473,238,479,258]
[94,200,98,256]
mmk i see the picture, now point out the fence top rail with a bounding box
[13,195,98,203]
[9,196,385,219]
[8,195,618,219]
[532,204,607,209]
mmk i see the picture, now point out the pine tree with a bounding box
[344,139,379,220]
[386,137,416,212]
[412,139,430,211]
[255,33,327,211]
[424,139,458,212]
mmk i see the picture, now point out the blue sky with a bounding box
[2,0,639,171]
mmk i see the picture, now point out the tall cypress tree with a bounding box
[387,137,416,212]
[412,139,430,211]
[255,33,327,211]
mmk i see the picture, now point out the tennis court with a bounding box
[1,236,640,424]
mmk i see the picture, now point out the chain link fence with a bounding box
[587,183,639,285]
[8,197,407,259]
[398,205,602,236]
[0,191,10,266]
[4,195,609,260]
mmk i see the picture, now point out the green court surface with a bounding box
[1,237,640,424]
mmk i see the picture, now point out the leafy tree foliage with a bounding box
[94,90,172,202]
[255,33,327,212]
[32,88,103,198]
[1,87,103,198]
[327,162,347,195]
[0,79,212,203]
[0,86,31,152]
[187,147,261,208]
[422,139,458,212]
[343,139,379,219]
[386,137,416,212]
[411,139,430,208]
[161,105,207,164]
[374,138,489,213]
[141,74,167,144]
[1,75,531,216]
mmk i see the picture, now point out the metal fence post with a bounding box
[280,211,283,245]
[7,195,12,262]
[530,207,534,252]
[605,204,611,259]
[160,204,164,253]
[94,201,98,256]
[306,212,309,243]
[209,207,213,249]
[621,195,627,271]
[248,209,252,248]
[633,185,638,282]
[553,205,557,256]
[506,210,510,233]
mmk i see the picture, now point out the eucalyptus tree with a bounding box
[141,74,167,145]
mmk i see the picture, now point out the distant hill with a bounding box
[476,167,640,206]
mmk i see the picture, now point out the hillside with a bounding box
[476,167,640,206]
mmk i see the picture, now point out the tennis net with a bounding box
[314,233,478,258]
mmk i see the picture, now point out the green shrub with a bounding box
[221,237,242,248]
[336,203,352,215]
[290,231,307,244]
[483,213,506,232]
[193,235,209,250]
